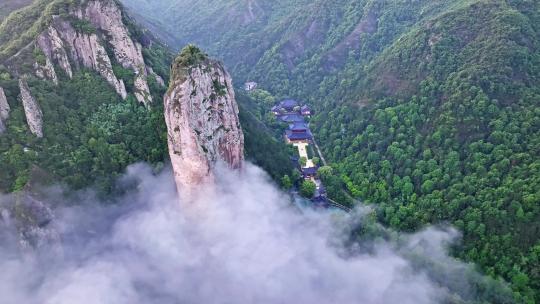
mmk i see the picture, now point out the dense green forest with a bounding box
[0,70,292,195]
[0,0,172,195]
[0,70,168,194]
[237,91,293,182]
[312,3,540,302]
[0,0,293,195]
[124,0,540,302]
[1,0,538,301]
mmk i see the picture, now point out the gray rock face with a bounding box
[33,0,156,105]
[0,193,61,253]
[56,19,128,99]
[147,66,166,87]
[36,25,73,79]
[0,87,10,134]
[37,17,128,100]
[165,53,244,201]
[77,0,152,105]
[34,56,58,85]
[19,79,43,138]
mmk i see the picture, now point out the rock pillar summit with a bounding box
[164,45,244,202]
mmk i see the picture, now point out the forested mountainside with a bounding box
[0,0,291,195]
[123,0,540,302]
[0,0,33,22]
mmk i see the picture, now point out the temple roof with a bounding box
[280,114,305,123]
[289,122,309,131]
[279,99,299,109]
[286,130,312,140]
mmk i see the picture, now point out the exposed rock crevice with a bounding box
[147,66,165,87]
[37,25,73,79]
[0,87,10,134]
[34,56,58,85]
[77,0,153,105]
[32,0,155,105]
[165,47,244,202]
[19,79,43,138]
[54,19,128,99]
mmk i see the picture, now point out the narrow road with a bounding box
[306,122,328,166]
[311,137,327,166]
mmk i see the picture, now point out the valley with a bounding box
[121,0,540,301]
[0,0,538,303]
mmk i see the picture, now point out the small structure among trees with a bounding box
[244,81,258,91]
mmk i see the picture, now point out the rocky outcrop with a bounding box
[19,79,43,138]
[164,46,244,201]
[55,18,128,99]
[34,56,58,85]
[36,16,128,100]
[147,66,165,87]
[36,25,73,79]
[0,192,61,253]
[0,87,10,134]
[76,0,153,105]
[31,0,157,105]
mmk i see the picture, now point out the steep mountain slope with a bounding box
[313,3,540,302]
[0,0,292,195]
[0,0,33,22]
[123,0,540,301]
[0,0,173,194]
[122,0,467,93]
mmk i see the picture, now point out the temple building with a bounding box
[271,99,312,117]
[285,122,312,143]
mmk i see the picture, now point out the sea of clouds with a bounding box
[0,163,512,304]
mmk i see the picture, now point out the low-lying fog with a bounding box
[0,163,512,304]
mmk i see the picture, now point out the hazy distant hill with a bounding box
[0,0,33,22]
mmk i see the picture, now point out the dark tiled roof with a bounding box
[280,114,305,123]
[279,99,299,109]
[289,122,308,131]
[302,167,318,175]
[286,130,312,140]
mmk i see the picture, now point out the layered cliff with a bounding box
[0,0,173,193]
[164,46,244,201]
[1,0,164,108]
[18,79,43,138]
[36,18,128,99]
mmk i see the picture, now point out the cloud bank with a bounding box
[0,163,512,304]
